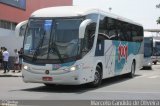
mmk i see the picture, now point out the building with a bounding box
[0,0,72,56]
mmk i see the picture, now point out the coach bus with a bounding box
[16,6,144,87]
[152,39,160,64]
[143,37,153,69]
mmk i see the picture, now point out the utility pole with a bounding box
[109,7,112,12]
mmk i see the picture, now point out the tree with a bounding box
[156,4,160,8]
[157,17,160,24]
[156,4,160,24]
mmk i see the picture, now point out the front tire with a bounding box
[90,65,102,87]
[128,61,135,78]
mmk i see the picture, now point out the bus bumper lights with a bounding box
[24,65,29,70]
[70,66,76,71]
[148,62,151,66]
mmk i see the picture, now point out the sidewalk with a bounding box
[0,70,22,77]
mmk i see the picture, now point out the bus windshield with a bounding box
[144,43,152,57]
[23,18,82,63]
[144,38,153,57]
[153,42,160,56]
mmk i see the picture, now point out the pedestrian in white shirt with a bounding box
[3,47,10,73]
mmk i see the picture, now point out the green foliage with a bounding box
[156,4,160,24]
[156,4,160,8]
[157,17,160,24]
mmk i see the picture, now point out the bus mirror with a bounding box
[15,20,28,37]
[79,19,92,38]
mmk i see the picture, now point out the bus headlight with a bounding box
[23,65,28,70]
[148,62,151,65]
[63,64,83,72]
[70,64,83,71]
[70,66,76,71]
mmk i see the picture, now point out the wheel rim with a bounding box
[131,63,135,75]
[93,71,100,85]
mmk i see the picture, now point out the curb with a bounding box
[0,75,22,77]
[0,71,22,77]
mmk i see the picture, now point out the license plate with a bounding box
[42,77,53,81]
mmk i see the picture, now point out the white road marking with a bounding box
[135,75,160,79]
[134,75,148,78]
[148,75,160,79]
[91,90,160,94]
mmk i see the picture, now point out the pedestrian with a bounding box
[18,48,23,72]
[13,49,19,73]
[0,47,3,69]
[2,47,10,73]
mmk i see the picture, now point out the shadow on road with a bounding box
[19,74,141,94]
[101,74,140,86]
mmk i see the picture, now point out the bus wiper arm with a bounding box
[32,34,45,61]
[50,42,64,63]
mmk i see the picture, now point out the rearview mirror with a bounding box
[79,19,93,39]
[15,20,28,37]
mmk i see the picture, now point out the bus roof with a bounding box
[153,39,160,42]
[144,29,160,32]
[31,6,142,26]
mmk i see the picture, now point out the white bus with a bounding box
[143,37,153,69]
[16,6,144,87]
[152,39,160,64]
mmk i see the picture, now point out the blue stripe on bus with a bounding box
[52,61,76,70]
[113,41,141,75]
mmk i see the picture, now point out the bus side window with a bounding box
[132,25,143,42]
[117,22,132,41]
[97,33,108,41]
[106,18,118,40]
[108,30,118,40]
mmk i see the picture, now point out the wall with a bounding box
[0,0,72,23]
[0,28,23,56]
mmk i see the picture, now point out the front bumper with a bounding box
[22,69,82,85]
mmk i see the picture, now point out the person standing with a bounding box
[0,47,3,69]
[18,48,23,72]
[13,49,19,73]
[2,47,10,73]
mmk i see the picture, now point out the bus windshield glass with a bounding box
[23,18,82,63]
[144,38,153,57]
[153,42,160,56]
[144,43,152,57]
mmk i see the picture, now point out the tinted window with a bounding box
[132,25,143,42]
[99,15,118,40]
[99,15,143,42]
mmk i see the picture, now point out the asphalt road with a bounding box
[0,64,160,106]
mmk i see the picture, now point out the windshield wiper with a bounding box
[49,41,64,63]
[32,33,45,61]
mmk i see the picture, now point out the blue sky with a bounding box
[73,0,160,29]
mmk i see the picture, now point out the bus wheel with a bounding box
[90,65,102,87]
[128,61,135,78]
